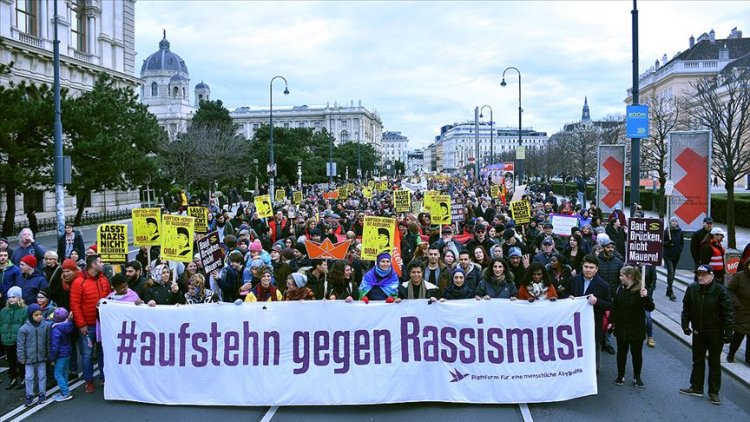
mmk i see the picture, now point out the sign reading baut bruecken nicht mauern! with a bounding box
[626,218,663,266]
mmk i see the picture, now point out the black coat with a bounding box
[663,226,684,261]
[612,285,655,341]
[681,281,734,335]
[57,231,86,260]
[568,273,612,343]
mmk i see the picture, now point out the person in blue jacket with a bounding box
[17,256,48,307]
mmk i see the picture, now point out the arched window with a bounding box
[340,130,349,142]
[151,82,158,97]
[182,87,186,98]
[198,94,203,102]
[172,86,179,98]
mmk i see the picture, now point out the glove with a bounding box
[683,328,692,336]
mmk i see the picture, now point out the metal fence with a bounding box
[1,209,133,236]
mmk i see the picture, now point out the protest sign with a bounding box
[393,190,411,213]
[188,207,209,233]
[491,185,500,199]
[379,181,388,191]
[338,186,348,199]
[275,189,285,203]
[511,185,526,202]
[100,299,596,406]
[132,208,161,246]
[323,191,339,200]
[510,200,532,225]
[428,194,452,225]
[451,197,464,223]
[96,224,128,263]
[197,231,224,274]
[293,191,303,205]
[361,216,396,261]
[254,195,273,218]
[161,215,196,262]
[362,187,373,199]
[625,218,663,266]
[550,215,579,237]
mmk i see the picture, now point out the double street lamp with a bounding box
[269,76,289,200]
[500,67,523,186]
[480,105,493,166]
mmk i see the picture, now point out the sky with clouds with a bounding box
[133,1,749,148]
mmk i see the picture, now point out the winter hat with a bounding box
[249,258,265,269]
[669,217,679,223]
[508,247,522,258]
[62,258,78,271]
[249,240,263,252]
[20,255,37,268]
[53,307,69,323]
[272,244,283,254]
[281,248,295,260]
[294,243,307,255]
[88,244,98,253]
[376,252,392,263]
[0,237,8,245]
[291,273,308,288]
[7,286,22,298]
[27,303,41,319]
[502,228,516,241]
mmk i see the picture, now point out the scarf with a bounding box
[285,287,313,301]
[444,281,472,299]
[407,280,427,300]
[359,267,399,298]
[252,283,279,302]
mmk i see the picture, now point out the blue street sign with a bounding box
[626,105,649,138]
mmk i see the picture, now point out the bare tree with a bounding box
[688,68,750,248]
[641,95,689,217]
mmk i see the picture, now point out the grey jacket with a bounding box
[17,321,50,364]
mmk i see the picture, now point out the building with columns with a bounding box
[0,0,142,222]
[434,122,548,173]
[230,101,384,158]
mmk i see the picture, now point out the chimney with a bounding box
[709,29,715,43]
[655,59,660,70]
[662,53,668,66]
[689,35,695,48]
[728,27,742,39]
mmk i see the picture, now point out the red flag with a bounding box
[391,220,403,278]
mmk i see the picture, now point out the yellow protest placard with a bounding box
[188,206,209,233]
[393,190,411,213]
[347,183,355,193]
[362,187,372,199]
[161,214,196,262]
[510,200,532,225]
[379,181,388,191]
[293,191,303,205]
[411,200,423,214]
[254,195,273,218]
[428,194,452,225]
[96,224,128,263]
[491,185,500,199]
[361,216,396,261]
[132,208,161,246]
[338,186,347,199]
[275,189,285,202]
[368,180,375,190]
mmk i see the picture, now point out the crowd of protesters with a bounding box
[0,174,746,407]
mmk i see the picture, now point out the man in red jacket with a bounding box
[70,254,111,393]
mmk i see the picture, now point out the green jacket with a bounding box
[0,303,27,346]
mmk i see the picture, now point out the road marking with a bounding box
[260,406,279,422]
[519,403,533,422]
[2,370,97,422]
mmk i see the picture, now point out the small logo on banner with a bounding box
[449,368,469,383]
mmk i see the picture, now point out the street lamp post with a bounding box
[253,158,259,194]
[480,105,493,165]
[269,76,289,200]
[297,160,302,190]
[500,67,522,186]
[357,132,362,181]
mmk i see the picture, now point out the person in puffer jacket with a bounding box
[17,303,50,406]
[49,307,74,401]
[69,254,110,394]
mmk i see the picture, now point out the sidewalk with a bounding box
[652,267,750,389]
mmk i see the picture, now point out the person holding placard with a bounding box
[612,266,654,388]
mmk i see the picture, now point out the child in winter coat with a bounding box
[1,286,27,390]
[50,307,74,401]
[17,303,51,407]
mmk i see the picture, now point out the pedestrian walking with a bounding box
[727,260,750,364]
[663,217,684,301]
[680,265,734,405]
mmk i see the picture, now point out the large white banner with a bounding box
[100,299,596,406]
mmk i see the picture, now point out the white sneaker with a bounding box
[53,393,73,402]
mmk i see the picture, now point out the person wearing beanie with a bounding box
[49,306,74,402]
[283,273,315,301]
[1,285,27,389]
[292,243,310,272]
[440,267,474,301]
[18,254,48,307]
[1,248,22,307]
[0,236,15,262]
[36,288,57,322]
[17,302,51,406]
[359,252,399,301]
[245,266,282,302]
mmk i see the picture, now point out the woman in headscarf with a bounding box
[359,252,399,301]
[440,268,474,301]
[283,273,316,301]
[245,266,282,302]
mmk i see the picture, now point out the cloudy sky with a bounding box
[133,1,748,148]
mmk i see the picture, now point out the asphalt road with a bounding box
[2,322,747,422]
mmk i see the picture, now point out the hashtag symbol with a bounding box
[117,321,138,365]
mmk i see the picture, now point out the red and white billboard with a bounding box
[668,131,711,232]
[596,145,626,214]
[482,162,514,187]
